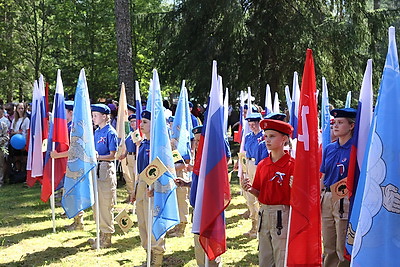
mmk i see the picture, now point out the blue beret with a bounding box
[128,114,136,121]
[245,112,262,122]
[168,116,175,123]
[192,125,203,134]
[330,108,357,118]
[142,110,151,120]
[265,112,286,121]
[91,104,110,114]
[127,104,136,112]
[188,101,193,108]
[65,100,74,110]
[243,104,248,110]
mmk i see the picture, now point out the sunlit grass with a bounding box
[0,172,258,266]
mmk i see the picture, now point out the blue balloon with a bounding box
[10,134,26,150]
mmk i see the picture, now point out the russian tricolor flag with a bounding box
[192,61,231,260]
[41,70,69,202]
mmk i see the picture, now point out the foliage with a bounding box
[1,0,400,108]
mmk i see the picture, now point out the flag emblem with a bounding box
[139,157,168,186]
[115,209,134,233]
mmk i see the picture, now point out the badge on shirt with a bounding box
[139,157,168,186]
[330,177,348,202]
[115,208,134,234]
[238,152,247,173]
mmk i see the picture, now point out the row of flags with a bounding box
[24,25,400,265]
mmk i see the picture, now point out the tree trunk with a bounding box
[114,0,135,104]
[374,0,380,9]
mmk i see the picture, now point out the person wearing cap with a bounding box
[87,104,118,249]
[255,113,287,165]
[51,100,78,226]
[134,110,165,266]
[320,108,356,267]
[189,101,199,128]
[127,104,136,116]
[118,114,137,203]
[242,112,263,238]
[243,119,294,267]
[189,125,222,266]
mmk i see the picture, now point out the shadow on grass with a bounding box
[163,245,195,267]
[226,202,247,211]
[0,227,55,247]
[0,241,88,266]
[233,251,258,266]
[102,234,141,255]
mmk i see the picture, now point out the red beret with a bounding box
[260,119,293,136]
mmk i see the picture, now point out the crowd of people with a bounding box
[1,93,359,267]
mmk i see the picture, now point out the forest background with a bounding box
[0,0,399,109]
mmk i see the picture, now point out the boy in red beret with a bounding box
[243,119,294,267]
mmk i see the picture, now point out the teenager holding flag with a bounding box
[320,108,356,267]
[88,104,118,249]
[243,119,294,267]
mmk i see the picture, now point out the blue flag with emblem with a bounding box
[351,26,400,266]
[61,69,97,219]
[171,80,193,160]
[149,69,180,240]
[321,77,331,150]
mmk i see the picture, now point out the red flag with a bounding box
[286,49,322,266]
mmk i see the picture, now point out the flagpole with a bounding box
[205,254,209,267]
[51,142,56,233]
[92,168,100,251]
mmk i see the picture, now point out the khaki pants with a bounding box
[321,191,350,267]
[194,234,222,267]
[259,204,289,267]
[176,186,190,223]
[93,161,117,233]
[122,154,136,195]
[136,180,165,254]
[245,160,259,221]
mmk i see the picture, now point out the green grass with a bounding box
[0,174,258,266]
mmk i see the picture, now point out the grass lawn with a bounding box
[0,173,258,266]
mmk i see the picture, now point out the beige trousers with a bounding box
[321,191,350,267]
[258,204,289,267]
[176,186,190,223]
[93,161,117,233]
[135,180,165,254]
[245,160,259,221]
[194,234,222,267]
[122,154,136,195]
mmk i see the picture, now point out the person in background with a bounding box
[108,103,117,130]
[118,114,137,203]
[189,125,222,266]
[10,103,30,173]
[242,112,263,238]
[189,101,199,128]
[0,119,9,187]
[4,103,15,128]
[243,119,294,267]
[0,105,10,130]
[132,110,165,266]
[320,108,356,267]
[87,104,118,249]
[127,104,136,116]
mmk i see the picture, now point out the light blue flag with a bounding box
[345,91,352,108]
[321,77,331,150]
[150,69,180,240]
[290,71,300,138]
[351,26,400,266]
[171,80,193,160]
[61,69,97,219]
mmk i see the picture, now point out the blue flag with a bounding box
[321,77,331,150]
[61,69,97,219]
[149,69,180,240]
[171,80,193,160]
[351,26,400,266]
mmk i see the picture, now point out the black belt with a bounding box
[98,160,108,163]
[247,158,256,161]
[127,152,134,155]
[324,186,331,192]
